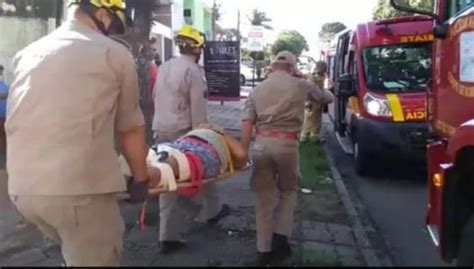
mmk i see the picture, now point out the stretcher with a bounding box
[118,161,253,231]
[117,161,253,200]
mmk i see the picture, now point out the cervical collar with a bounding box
[157,145,190,182]
[153,162,177,191]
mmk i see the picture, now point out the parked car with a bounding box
[240,64,254,85]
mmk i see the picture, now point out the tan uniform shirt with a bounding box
[242,70,334,132]
[6,19,144,196]
[152,55,208,134]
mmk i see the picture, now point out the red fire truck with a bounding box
[390,0,474,266]
[331,17,433,175]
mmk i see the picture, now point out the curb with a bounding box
[323,147,383,267]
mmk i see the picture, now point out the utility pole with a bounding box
[237,10,241,42]
[212,0,217,40]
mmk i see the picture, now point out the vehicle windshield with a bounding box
[362,42,432,92]
[448,0,474,17]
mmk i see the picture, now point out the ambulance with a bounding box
[332,16,433,175]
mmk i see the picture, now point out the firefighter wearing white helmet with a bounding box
[6,0,148,266]
[152,25,230,254]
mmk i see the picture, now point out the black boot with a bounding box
[271,233,292,261]
[257,252,273,267]
[207,204,231,225]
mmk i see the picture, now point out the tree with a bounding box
[372,0,434,20]
[271,30,309,57]
[211,1,221,40]
[123,0,158,144]
[249,9,272,30]
[318,22,347,47]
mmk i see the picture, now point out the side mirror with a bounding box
[433,23,448,39]
[337,74,356,97]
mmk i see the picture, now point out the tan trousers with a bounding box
[251,136,299,252]
[154,130,221,241]
[10,194,124,267]
[300,101,323,141]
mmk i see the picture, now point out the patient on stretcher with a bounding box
[120,124,247,193]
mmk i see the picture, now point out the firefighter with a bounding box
[241,51,334,266]
[152,25,230,254]
[300,60,328,143]
[6,0,149,266]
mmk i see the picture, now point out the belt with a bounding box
[256,129,298,140]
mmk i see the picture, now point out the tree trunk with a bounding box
[124,0,155,145]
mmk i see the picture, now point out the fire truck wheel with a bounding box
[354,140,371,176]
[457,214,474,266]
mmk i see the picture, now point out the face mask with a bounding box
[0,75,4,82]
[90,9,117,36]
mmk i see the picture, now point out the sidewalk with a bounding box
[0,100,366,266]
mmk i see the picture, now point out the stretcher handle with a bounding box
[118,161,253,201]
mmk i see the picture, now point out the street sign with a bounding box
[248,26,264,52]
[204,41,241,101]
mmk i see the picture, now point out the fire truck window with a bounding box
[448,0,474,17]
[362,42,432,93]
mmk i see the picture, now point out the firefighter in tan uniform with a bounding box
[152,25,230,254]
[5,0,149,266]
[300,61,328,143]
[241,51,334,266]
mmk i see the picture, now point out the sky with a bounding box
[203,0,379,57]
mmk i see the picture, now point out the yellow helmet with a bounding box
[69,0,129,35]
[175,25,205,48]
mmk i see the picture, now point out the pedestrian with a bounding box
[149,48,159,116]
[6,0,149,266]
[154,53,162,67]
[0,64,7,152]
[0,64,4,81]
[152,24,230,254]
[300,60,328,143]
[241,51,334,266]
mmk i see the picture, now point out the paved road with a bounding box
[324,121,450,267]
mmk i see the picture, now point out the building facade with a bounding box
[0,0,61,83]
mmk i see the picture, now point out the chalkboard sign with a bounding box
[204,41,241,101]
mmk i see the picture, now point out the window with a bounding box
[448,0,474,17]
[362,42,432,93]
[184,8,192,17]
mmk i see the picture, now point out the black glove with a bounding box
[126,179,149,204]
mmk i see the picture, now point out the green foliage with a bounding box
[302,248,343,267]
[318,22,347,46]
[271,30,309,57]
[212,1,222,22]
[372,0,434,20]
[249,9,272,30]
[299,143,331,189]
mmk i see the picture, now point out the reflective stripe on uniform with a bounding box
[386,94,405,122]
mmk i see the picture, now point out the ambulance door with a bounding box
[334,31,351,136]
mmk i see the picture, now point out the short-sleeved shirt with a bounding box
[0,81,8,119]
[6,19,145,196]
[242,70,334,133]
[152,55,208,134]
